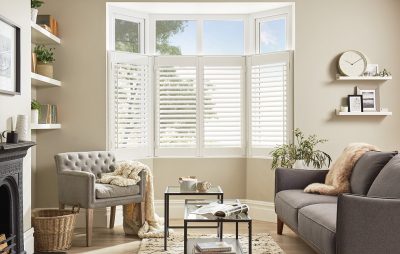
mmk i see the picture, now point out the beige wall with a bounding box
[36,0,400,208]
[0,0,32,231]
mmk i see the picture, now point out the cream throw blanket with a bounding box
[304,143,378,196]
[97,161,166,238]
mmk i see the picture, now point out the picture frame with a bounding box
[363,64,379,76]
[348,95,363,112]
[0,15,20,95]
[356,86,379,112]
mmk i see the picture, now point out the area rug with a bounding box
[138,233,285,254]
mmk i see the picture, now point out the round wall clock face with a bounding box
[338,50,368,76]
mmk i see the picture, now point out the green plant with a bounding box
[34,45,55,64]
[31,0,44,8]
[270,128,332,170]
[31,100,41,110]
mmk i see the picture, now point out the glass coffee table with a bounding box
[164,186,224,250]
[183,199,252,254]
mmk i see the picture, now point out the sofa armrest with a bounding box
[275,168,328,195]
[57,170,95,208]
[337,194,400,254]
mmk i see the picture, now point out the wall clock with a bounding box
[338,50,368,77]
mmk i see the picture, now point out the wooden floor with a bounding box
[68,220,315,254]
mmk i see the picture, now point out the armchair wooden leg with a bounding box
[277,217,284,235]
[110,206,116,229]
[86,208,93,247]
[140,201,146,225]
[59,202,65,210]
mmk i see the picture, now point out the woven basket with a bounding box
[32,207,79,252]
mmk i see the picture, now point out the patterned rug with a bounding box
[138,233,285,254]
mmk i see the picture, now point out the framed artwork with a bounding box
[363,64,379,76]
[356,86,379,112]
[348,95,363,112]
[0,15,20,95]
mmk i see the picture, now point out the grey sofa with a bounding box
[275,151,400,254]
[54,151,145,247]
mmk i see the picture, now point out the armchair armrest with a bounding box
[337,194,400,254]
[57,170,95,208]
[275,168,328,195]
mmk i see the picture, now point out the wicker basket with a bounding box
[32,207,79,252]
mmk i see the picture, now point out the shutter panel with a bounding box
[155,57,197,156]
[108,52,151,158]
[249,52,292,156]
[203,57,244,153]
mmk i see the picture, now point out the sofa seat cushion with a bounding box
[95,183,140,199]
[350,151,397,195]
[298,203,337,254]
[368,155,400,198]
[275,189,337,230]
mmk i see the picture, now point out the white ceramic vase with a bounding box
[16,115,29,141]
[293,160,315,170]
[31,8,38,23]
[31,109,39,124]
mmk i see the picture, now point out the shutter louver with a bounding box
[204,65,242,147]
[157,64,197,149]
[250,53,290,153]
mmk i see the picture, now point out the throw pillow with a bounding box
[350,151,397,195]
[367,155,400,198]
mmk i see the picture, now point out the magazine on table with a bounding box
[191,200,249,218]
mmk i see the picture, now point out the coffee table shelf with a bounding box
[187,238,244,254]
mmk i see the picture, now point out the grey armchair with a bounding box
[54,151,145,247]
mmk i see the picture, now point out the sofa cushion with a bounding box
[298,203,337,254]
[275,189,337,230]
[350,151,397,195]
[368,155,400,198]
[95,183,140,199]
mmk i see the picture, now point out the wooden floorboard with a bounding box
[67,220,315,254]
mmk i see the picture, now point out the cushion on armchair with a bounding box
[350,151,397,195]
[95,183,140,199]
[367,155,400,198]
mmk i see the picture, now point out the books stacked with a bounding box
[193,241,236,254]
[39,104,58,124]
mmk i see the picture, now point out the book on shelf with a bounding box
[193,241,236,254]
[39,104,58,124]
[191,200,249,218]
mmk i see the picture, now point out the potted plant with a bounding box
[31,0,44,23]
[270,128,332,170]
[31,100,41,124]
[34,45,55,78]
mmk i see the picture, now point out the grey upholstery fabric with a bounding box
[275,190,337,230]
[367,155,400,198]
[275,168,328,195]
[95,183,140,199]
[298,204,337,254]
[350,151,397,195]
[54,151,145,208]
[337,194,400,254]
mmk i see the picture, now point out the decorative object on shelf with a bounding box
[348,95,363,112]
[39,104,58,124]
[378,68,391,77]
[196,181,211,192]
[2,131,18,144]
[31,100,41,124]
[37,15,59,36]
[356,86,379,112]
[34,44,55,78]
[16,115,29,141]
[31,0,43,23]
[338,50,368,77]
[381,107,389,112]
[363,64,379,76]
[31,52,37,73]
[340,106,349,112]
[0,16,21,95]
[179,176,197,192]
[270,128,332,170]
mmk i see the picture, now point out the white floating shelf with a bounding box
[31,72,61,87]
[335,109,392,116]
[31,22,61,45]
[31,124,62,130]
[336,74,392,81]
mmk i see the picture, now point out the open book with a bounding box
[191,201,249,218]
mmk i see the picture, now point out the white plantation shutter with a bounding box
[248,52,293,156]
[155,57,198,156]
[108,52,152,159]
[203,57,245,156]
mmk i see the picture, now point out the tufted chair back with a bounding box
[54,151,116,179]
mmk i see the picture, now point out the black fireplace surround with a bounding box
[0,142,34,254]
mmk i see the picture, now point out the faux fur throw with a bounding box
[304,143,379,196]
[96,161,149,186]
